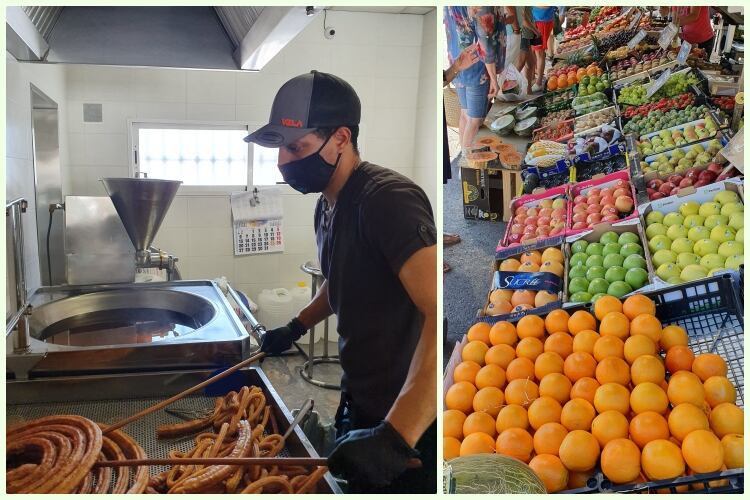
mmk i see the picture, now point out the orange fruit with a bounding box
[489,288,514,303]
[586,66,597,77]
[623,335,657,364]
[534,352,564,380]
[622,294,656,320]
[572,330,600,354]
[692,353,728,382]
[475,364,506,390]
[539,372,572,405]
[709,403,744,438]
[528,396,563,430]
[485,344,516,369]
[496,404,528,433]
[568,310,596,335]
[495,427,534,462]
[444,436,461,460]
[704,376,737,408]
[595,356,631,386]
[443,409,467,439]
[517,314,545,339]
[467,322,491,344]
[489,321,517,346]
[570,377,600,405]
[559,430,600,471]
[688,466,729,490]
[529,454,569,493]
[665,345,695,374]
[516,337,544,361]
[667,371,705,407]
[463,410,497,437]
[544,332,573,359]
[557,75,568,88]
[505,378,539,408]
[630,314,662,343]
[535,291,559,308]
[641,439,685,480]
[511,289,536,306]
[541,247,564,264]
[668,403,709,441]
[506,357,535,381]
[547,79,557,91]
[601,438,641,484]
[594,382,630,415]
[517,261,540,273]
[721,434,743,469]
[564,352,597,382]
[544,309,570,334]
[520,250,542,265]
[486,298,513,316]
[591,410,629,447]
[473,387,505,417]
[594,295,622,320]
[631,354,665,385]
[533,421,568,456]
[659,325,688,351]
[682,429,724,473]
[599,311,630,340]
[453,360,481,384]
[445,381,477,413]
[630,382,669,414]
[462,340,489,365]
[593,335,624,361]
[630,411,670,448]
[460,431,496,456]
[576,67,587,80]
[560,398,596,431]
[539,261,564,278]
[499,258,521,272]
[567,469,595,490]
[567,70,577,83]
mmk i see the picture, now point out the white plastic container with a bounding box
[256,288,294,330]
[290,282,322,344]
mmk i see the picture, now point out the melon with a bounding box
[444,454,547,493]
[502,79,520,95]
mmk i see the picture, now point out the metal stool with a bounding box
[297,261,341,390]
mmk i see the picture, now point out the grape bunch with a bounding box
[618,85,648,105]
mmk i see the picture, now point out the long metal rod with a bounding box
[6,198,28,310]
[226,283,266,340]
[6,302,30,338]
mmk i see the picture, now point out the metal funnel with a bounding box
[100,177,181,253]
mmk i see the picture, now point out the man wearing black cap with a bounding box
[244,70,437,493]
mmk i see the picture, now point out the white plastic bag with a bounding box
[496,63,528,102]
[505,32,521,75]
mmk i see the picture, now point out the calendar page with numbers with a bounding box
[230,188,284,255]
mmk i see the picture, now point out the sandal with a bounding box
[443,233,461,246]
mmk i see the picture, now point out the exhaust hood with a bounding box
[6,6,320,71]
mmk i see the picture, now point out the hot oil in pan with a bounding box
[40,308,200,346]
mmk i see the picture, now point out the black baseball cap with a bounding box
[244,70,361,148]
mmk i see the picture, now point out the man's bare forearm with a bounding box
[297,280,333,329]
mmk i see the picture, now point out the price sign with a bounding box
[627,30,647,50]
[676,40,691,65]
[646,68,672,98]
[658,22,679,50]
[628,10,643,31]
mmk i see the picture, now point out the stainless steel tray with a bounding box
[7,367,341,494]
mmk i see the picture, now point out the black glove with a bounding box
[327,421,419,488]
[260,318,306,355]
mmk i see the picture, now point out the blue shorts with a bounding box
[456,81,490,119]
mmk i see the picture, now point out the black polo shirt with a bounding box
[314,161,437,421]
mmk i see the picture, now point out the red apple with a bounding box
[698,170,717,182]
[539,199,553,209]
[678,178,693,188]
[572,212,587,223]
[647,179,664,190]
[509,233,522,243]
[586,204,601,215]
[551,208,566,219]
[520,234,536,242]
[586,213,602,225]
[667,175,683,185]
[539,208,553,218]
[613,188,629,199]
[537,216,551,227]
[587,195,602,206]
[602,214,619,222]
[574,195,587,204]
[658,182,676,195]
[524,225,537,234]
[601,206,617,217]
[614,179,629,189]
[600,188,613,199]
[525,216,538,226]
[651,192,665,200]
[511,223,524,235]
[685,168,701,181]
[515,214,527,224]
[615,196,634,213]
[588,188,602,197]
[515,206,527,216]
[647,188,655,196]
[706,162,724,174]
[526,207,538,217]
[693,179,710,188]
[536,226,550,237]
[552,221,566,230]
[572,221,587,230]
[670,187,680,196]
[573,204,588,213]
[600,195,615,206]
[549,226,564,236]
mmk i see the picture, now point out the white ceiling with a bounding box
[328,6,434,15]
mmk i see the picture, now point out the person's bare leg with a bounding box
[525,50,536,93]
[462,117,483,149]
[516,49,531,94]
[458,109,468,152]
[534,48,545,87]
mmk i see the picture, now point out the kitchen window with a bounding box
[129,120,282,190]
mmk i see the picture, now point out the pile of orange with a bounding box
[444,294,744,493]
[485,248,564,316]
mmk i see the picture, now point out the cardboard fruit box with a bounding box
[567,169,639,237]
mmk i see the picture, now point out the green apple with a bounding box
[666,224,688,240]
[656,262,682,281]
[569,264,588,279]
[648,235,672,252]
[590,293,607,304]
[710,225,736,243]
[679,201,700,217]
[693,238,720,257]
[687,226,711,242]
[736,228,744,242]
[683,214,706,228]
[646,223,668,239]
[720,202,744,216]
[671,237,695,254]
[625,268,649,289]
[623,254,647,271]
[652,249,677,267]
[698,202,722,217]
[588,278,610,295]
[618,232,640,245]
[602,243,622,256]
[680,264,708,282]
[714,190,740,205]
[570,291,593,303]
[602,253,625,269]
[599,231,619,245]
[724,254,744,270]
[667,276,684,284]
[607,281,633,298]
[700,253,726,270]
[677,253,701,267]
[569,277,590,295]
[663,212,684,226]
[645,211,664,225]
[570,253,588,267]
[586,266,606,281]
[605,266,627,283]
[571,240,589,254]
[586,254,605,268]
[704,214,729,229]
[718,240,743,258]
[586,242,604,256]
[620,242,644,257]
[728,212,744,231]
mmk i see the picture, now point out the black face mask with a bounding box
[279,134,341,194]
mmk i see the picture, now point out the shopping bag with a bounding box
[496,63,528,102]
[505,32,521,75]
